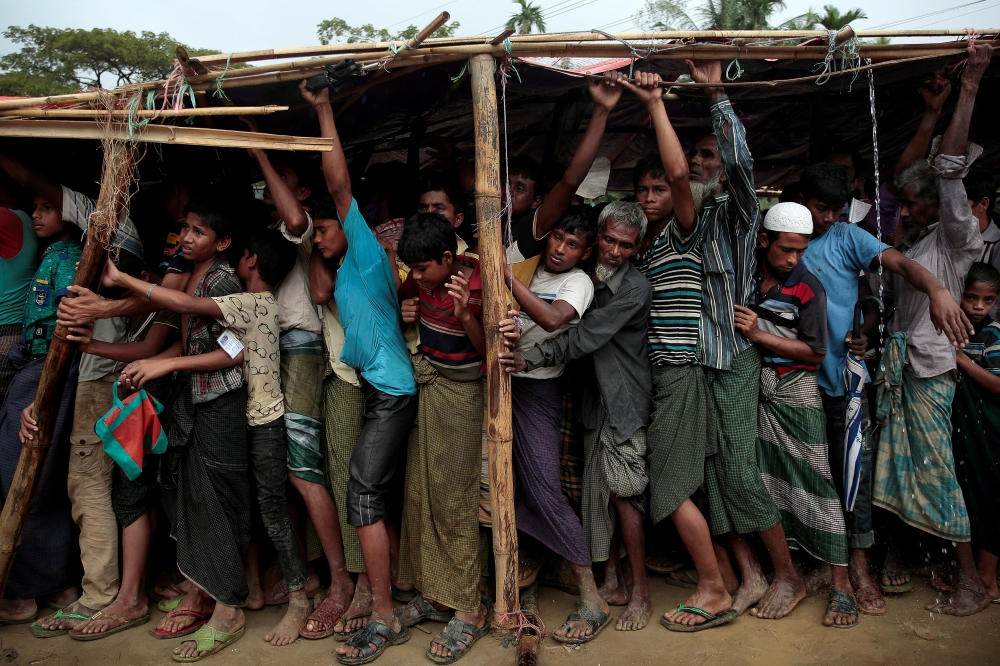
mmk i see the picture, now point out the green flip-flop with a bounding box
[664,570,699,589]
[159,595,186,613]
[660,605,738,632]
[880,570,912,594]
[171,624,245,663]
[30,609,90,638]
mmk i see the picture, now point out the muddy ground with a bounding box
[1,574,997,666]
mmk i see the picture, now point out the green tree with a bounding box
[0,25,215,96]
[815,4,867,30]
[506,0,547,35]
[637,0,855,31]
[317,18,461,45]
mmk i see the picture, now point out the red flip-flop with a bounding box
[148,609,210,639]
[298,597,348,640]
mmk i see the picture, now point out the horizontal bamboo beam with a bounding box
[0,106,288,118]
[0,120,333,151]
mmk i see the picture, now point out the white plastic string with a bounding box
[867,59,885,348]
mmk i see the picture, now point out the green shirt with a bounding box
[0,209,38,326]
[22,240,81,357]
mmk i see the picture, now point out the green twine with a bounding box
[212,54,232,100]
[451,58,470,82]
[145,90,156,110]
[125,93,151,141]
[726,57,744,81]
[501,37,521,84]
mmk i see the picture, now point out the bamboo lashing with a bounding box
[0,106,288,118]
[0,94,139,596]
[469,52,520,632]
[0,120,334,151]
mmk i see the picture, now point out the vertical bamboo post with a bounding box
[469,52,519,629]
[0,137,134,597]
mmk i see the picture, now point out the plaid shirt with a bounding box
[697,95,760,371]
[187,259,244,403]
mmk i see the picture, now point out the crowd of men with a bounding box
[0,44,997,664]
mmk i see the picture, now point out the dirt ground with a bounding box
[1,574,997,666]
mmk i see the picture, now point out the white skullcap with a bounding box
[763,202,813,235]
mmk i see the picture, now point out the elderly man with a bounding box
[501,201,653,634]
[873,43,990,617]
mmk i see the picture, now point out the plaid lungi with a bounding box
[322,373,365,572]
[558,372,585,514]
[281,329,326,484]
[398,356,484,612]
[0,323,21,407]
[757,368,848,566]
[647,363,717,524]
[582,396,647,562]
[703,345,781,536]
[952,367,1000,555]
[873,332,969,541]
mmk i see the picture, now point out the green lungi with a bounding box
[757,368,848,566]
[322,373,365,573]
[647,363,717,524]
[398,356,484,612]
[703,346,781,535]
[873,332,969,542]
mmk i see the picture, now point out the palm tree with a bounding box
[815,4,867,30]
[506,0,547,34]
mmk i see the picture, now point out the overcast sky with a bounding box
[2,0,998,57]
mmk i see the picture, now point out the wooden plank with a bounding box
[0,120,333,151]
[0,106,288,118]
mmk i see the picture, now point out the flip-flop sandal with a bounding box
[394,595,452,627]
[70,611,150,641]
[824,590,859,629]
[149,583,187,603]
[159,596,187,613]
[172,624,245,663]
[29,609,88,637]
[518,559,542,589]
[539,570,580,596]
[337,620,410,665]
[149,609,211,639]
[299,596,348,640]
[334,613,372,641]
[391,585,418,604]
[664,570,699,589]
[880,570,912,594]
[0,608,39,627]
[551,607,612,645]
[645,558,690,576]
[661,605,738,632]
[426,615,491,664]
[856,593,887,616]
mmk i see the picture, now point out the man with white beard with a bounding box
[500,201,655,632]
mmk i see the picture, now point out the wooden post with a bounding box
[469,52,519,629]
[0,131,135,597]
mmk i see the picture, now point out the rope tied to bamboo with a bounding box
[212,54,233,100]
[814,28,861,86]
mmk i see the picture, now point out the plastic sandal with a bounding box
[29,608,86,637]
[394,595,452,627]
[299,596,348,640]
[880,569,912,594]
[149,609,211,639]
[172,624,245,662]
[158,596,186,613]
[426,616,491,664]
[337,621,410,665]
[664,569,699,589]
[661,605,738,632]
[824,590,859,629]
[70,611,150,641]
[551,607,611,645]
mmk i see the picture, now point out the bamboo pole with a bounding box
[0,129,135,597]
[469,52,519,631]
[0,120,334,151]
[0,106,288,118]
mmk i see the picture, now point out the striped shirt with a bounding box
[750,261,828,376]
[697,96,761,371]
[963,315,1000,375]
[400,255,484,382]
[634,216,703,365]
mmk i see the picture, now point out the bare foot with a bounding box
[77,596,147,635]
[750,576,806,620]
[664,587,732,627]
[246,569,264,611]
[265,590,310,646]
[598,575,629,607]
[926,579,991,617]
[36,600,96,631]
[265,573,323,605]
[429,605,485,660]
[47,587,81,608]
[329,576,372,637]
[850,561,885,615]
[803,564,832,596]
[0,598,37,623]
[173,606,243,659]
[930,571,958,593]
[731,569,769,616]
[156,587,214,634]
[615,593,651,631]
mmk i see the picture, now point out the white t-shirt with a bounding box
[514,265,594,379]
[274,215,324,335]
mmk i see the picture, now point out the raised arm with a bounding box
[0,152,63,209]
[301,82,352,221]
[940,44,991,158]
[533,71,625,239]
[686,59,757,233]
[249,148,309,237]
[893,71,951,185]
[622,71,695,232]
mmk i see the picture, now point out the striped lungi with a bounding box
[757,368,848,566]
[322,373,365,572]
[0,323,21,407]
[873,332,969,541]
[280,329,326,484]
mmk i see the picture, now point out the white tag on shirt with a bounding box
[217,329,244,359]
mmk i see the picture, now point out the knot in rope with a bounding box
[814,28,861,87]
[212,54,232,100]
